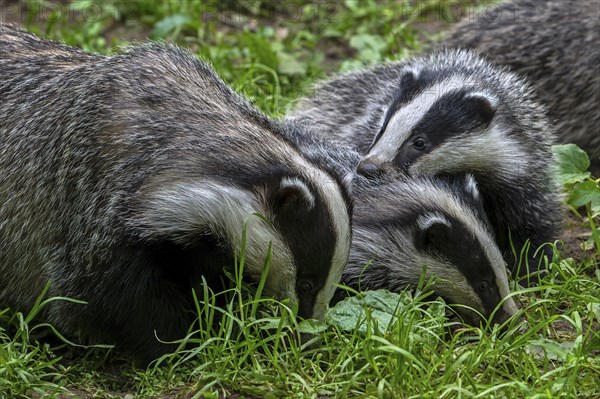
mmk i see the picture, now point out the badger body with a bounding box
[342,170,519,325]
[443,0,600,172]
[289,49,562,280]
[0,25,352,363]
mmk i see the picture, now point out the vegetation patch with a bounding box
[1,1,598,398]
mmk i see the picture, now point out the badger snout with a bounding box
[356,160,383,177]
[492,297,520,325]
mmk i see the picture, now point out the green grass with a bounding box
[2,254,598,398]
[15,0,464,115]
[1,1,599,398]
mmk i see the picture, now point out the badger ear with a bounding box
[399,68,418,89]
[464,92,497,127]
[415,213,452,252]
[463,173,480,202]
[270,177,315,215]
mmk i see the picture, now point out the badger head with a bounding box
[346,174,518,325]
[356,52,530,180]
[129,167,352,322]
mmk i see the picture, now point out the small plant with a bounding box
[553,143,600,251]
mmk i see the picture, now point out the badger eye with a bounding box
[476,281,490,293]
[413,137,426,150]
[298,281,313,295]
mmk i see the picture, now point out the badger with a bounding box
[338,169,519,325]
[289,49,562,281]
[0,24,352,364]
[443,0,600,173]
[278,128,518,325]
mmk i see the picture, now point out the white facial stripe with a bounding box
[280,176,315,209]
[431,185,517,316]
[367,75,471,165]
[406,180,517,316]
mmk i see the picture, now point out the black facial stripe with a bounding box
[415,88,494,138]
[417,214,501,314]
[271,180,337,319]
[392,88,497,169]
[371,95,402,148]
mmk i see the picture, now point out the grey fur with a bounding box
[339,167,519,325]
[0,24,352,363]
[288,62,401,152]
[443,0,600,171]
[280,132,518,325]
[289,49,563,280]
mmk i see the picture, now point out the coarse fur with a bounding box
[338,161,519,325]
[280,133,518,325]
[0,24,352,364]
[289,49,562,280]
[443,0,600,173]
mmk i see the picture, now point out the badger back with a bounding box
[0,27,352,323]
[343,173,518,325]
[442,0,600,168]
[288,61,403,151]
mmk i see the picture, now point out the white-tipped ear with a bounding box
[274,177,316,211]
[415,212,452,252]
[402,66,420,81]
[465,91,499,107]
[416,212,450,231]
[464,173,480,201]
[132,181,256,245]
[464,91,498,124]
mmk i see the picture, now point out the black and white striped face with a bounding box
[264,173,352,321]
[348,176,518,325]
[132,163,352,322]
[412,210,517,325]
[357,67,527,178]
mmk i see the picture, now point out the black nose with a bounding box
[357,160,382,177]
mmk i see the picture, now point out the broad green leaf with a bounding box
[327,289,411,332]
[151,14,190,39]
[277,52,307,75]
[568,181,600,209]
[552,144,591,186]
[528,338,577,362]
[297,318,328,334]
